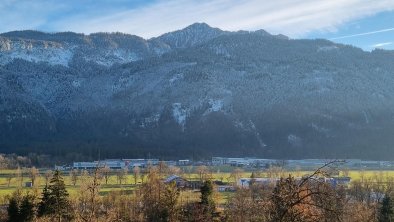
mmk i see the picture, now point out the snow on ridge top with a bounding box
[0,37,143,67]
[0,37,12,51]
[0,44,73,66]
[0,37,64,50]
[0,37,72,66]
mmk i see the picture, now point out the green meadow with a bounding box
[1,167,394,204]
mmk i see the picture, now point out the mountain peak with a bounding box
[1,30,50,40]
[253,29,271,36]
[253,29,289,40]
[183,22,215,30]
[154,23,225,48]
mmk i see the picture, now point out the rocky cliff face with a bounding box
[1,23,394,159]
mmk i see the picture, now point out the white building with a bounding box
[73,159,126,169]
[212,157,276,166]
[123,159,159,168]
[73,158,160,170]
[178,160,190,165]
[101,159,125,169]
[73,162,100,169]
[238,178,280,187]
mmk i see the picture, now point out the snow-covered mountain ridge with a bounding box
[0,23,287,67]
[1,23,394,160]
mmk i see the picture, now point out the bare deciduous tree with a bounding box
[116,169,126,185]
[15,167,23,187]
[100,166,110,185]
[70,169,79,186]
[196,165,210,182]
[133,166,140,185]
[44,170,52,186]
[141,168,180,221]
[168,166,182,176]
[230,168,244,185]
[78,167,102,222]
[29,167,39,186]
[6,174,13,187]
[269,161,346,222]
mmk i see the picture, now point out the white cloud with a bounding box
[1,0,394,38]
[371,42,393,48]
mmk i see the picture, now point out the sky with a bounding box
[1,0,394,50]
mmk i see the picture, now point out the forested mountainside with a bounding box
[1,23,394,160]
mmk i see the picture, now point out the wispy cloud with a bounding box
[1,0,394,38]
[330,28,394,40]
[0,0,56,32]
[371,42,393,48]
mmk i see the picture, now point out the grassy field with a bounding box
[1,167,394,204]
[0,171,138,197]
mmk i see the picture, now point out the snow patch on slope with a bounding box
[169,73,184,85]
[234,119,266,148]
[72,80,82,88]
[84,49,140,67]
[288,134,302,147]
[249,120,267,148]
[208,99,223,112]
[203,99,225,116]
[361,110,372,124]
[317,45,338,52]
[172,103,188,129]
[210,45,231,58]
[140,114,161,128]
[310,123,329,134]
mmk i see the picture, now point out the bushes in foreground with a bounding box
[4,164,394,222]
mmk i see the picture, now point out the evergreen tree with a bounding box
[380,195,394,222]
[38,170,72,222]
[37,185,50,217]
[19,195,35,222]
[7,196,20,222]
[7,190,37,222]
[200,180,216,220]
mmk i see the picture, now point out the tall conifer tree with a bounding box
[38,170,72,222]
[380,195,394,222]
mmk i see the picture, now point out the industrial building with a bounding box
[73,158,159,170]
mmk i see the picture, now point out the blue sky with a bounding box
[1,0,394,50]
[307,11,394,51]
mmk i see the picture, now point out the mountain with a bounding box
[1,23,394,160]
[153,23,227,48]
